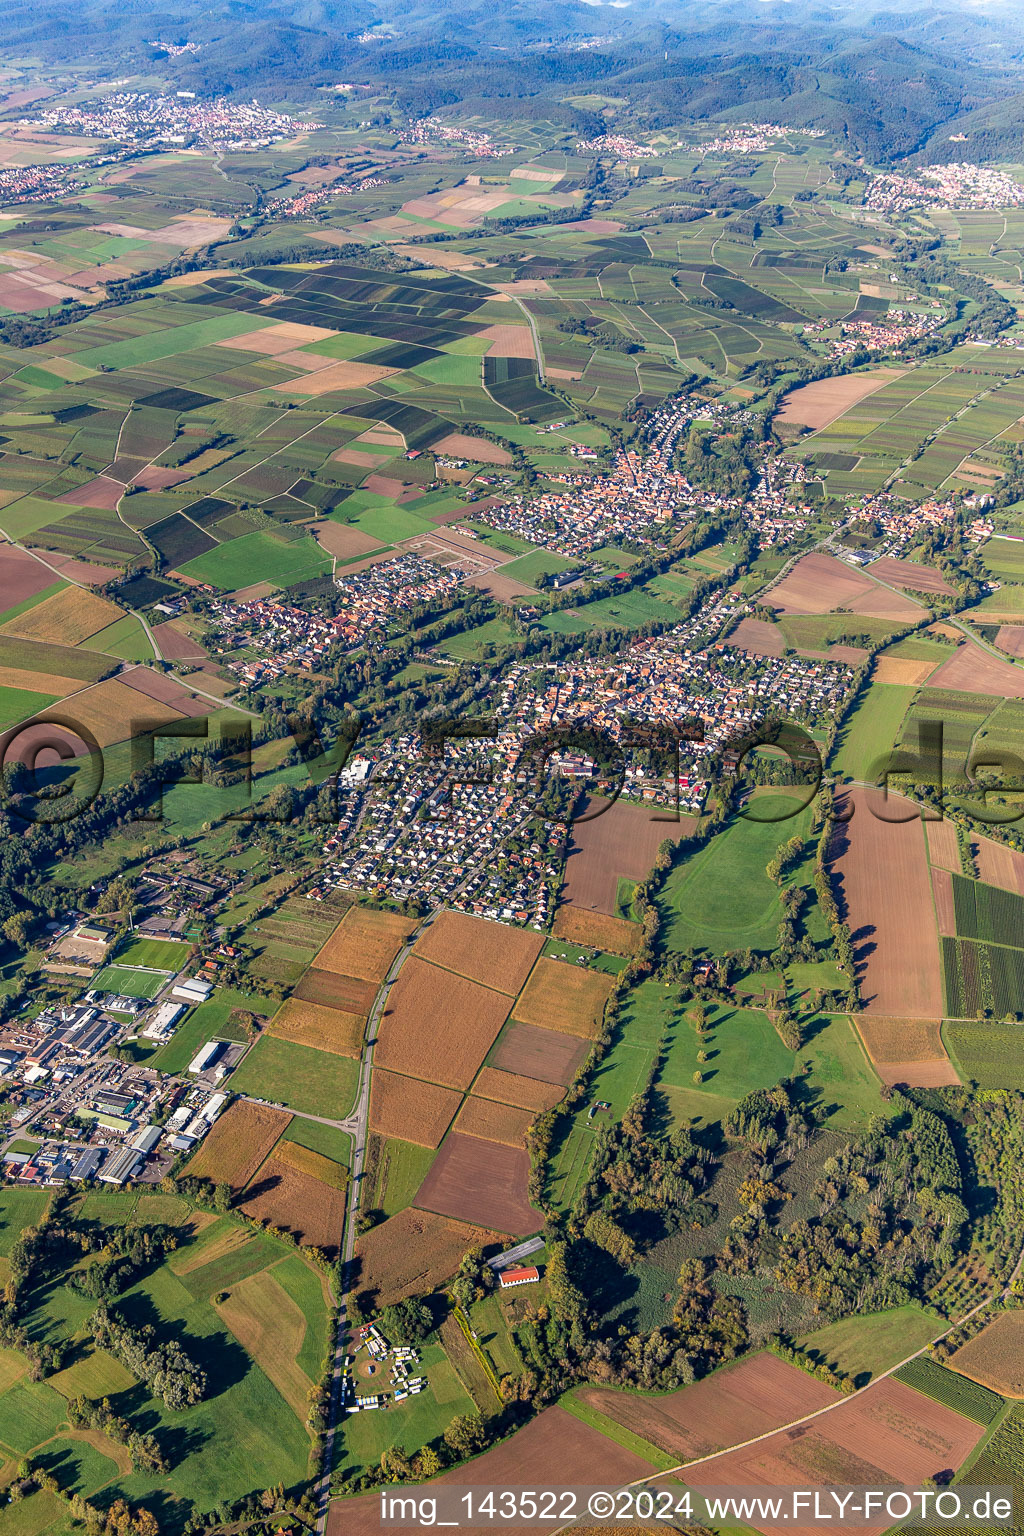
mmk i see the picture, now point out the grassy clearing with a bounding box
[795,1304,937,1386]
[830,681,915,782]
[228,1035,359,1119]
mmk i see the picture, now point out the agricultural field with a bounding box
[950,1311,1024,1397]
[227,1034,359,1120]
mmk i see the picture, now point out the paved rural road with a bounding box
[311,911,435,1535]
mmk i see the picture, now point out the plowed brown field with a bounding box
[512,958,613,1039]
[353,1207,503,1309]
[414,1131,541,1234]
[925,818,962,873]
[369,1069,462,1148]
[868,557,954,595]
[561,795,696,917]
[326,1407,657,1536]
[412,911,543,994]
[928,640,1024,697]
[973,834,1024,895]
[932,865,956,938]
[181,1101,289,1190]
[768,552,920,620]
[374,958,511,1088]
[491,1020,590,1085]
[830,787,943,1018]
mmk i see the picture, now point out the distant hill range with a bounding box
[5,0,1024,163]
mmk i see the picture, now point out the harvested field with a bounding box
[949,1311,1024,1396]
[0,664,83,696]
[55,475,122,509]
[552,905,642,956]
[995,626,1024,659]
[369,1069,462,1149]
[561,796,696,917]
[120,668,209,715]
[479,324,536,358]
[873,656,937,685]
[432,432,512,465]
[0,547,62,614]
[853,1016,958,1086]
[472,1066,564,1112]
[240,1158,345,1256]
[684,1376,984,1533]
[313,523,383,561]
[973,835,1024,895]
[932,865,956,937]
[327,1407,656,1536]
[150,621,208,661]
[352,1207,503,1309]
[455,1096,534,1147]
[768,552,920,620]
[216,1267,314,1418]
[333,448,383,467]
[274,360,395,396]
[580,1353,840,1461]
[925,818,962,873]
[489,1017,593,1087]
[272,1139,347,1190]
[214,321,337,354]
[928,640,1024,697]
[413,1131,541,1235]
[26,552,116,585]
[512,958,613,1039]
[268,998,365,1058]
[730,616,784,657]
[466,570,534,602]
[829,787,944,1018]
[182,1101,289,1190]
[24,676,188,748]
[292,967,378,1013]
[869,557,955,596]
[374,958,511,1089]
[2,585,120,645]
[412,911,543,995]
[776,368,905,429]
[315,906,416,982]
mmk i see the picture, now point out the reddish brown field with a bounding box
[240,1157,345,1255]
[491,1020,590,1085]
[581,1354,839,1461]
[327,1406,656,1536]
[182,1101,289,1190]
[466,571,534,602]
[829,787,944,1018]
[513,958,614,1039]
[374,957,512,1089]
[928,640,1024,697]
[412,911,543,995]
[852,1017,958,1086]
[414,1130,542,1234]
[455,1096,534,1147]
[471,1066,564,1112]
[730,616,785,657]
[55,475,123,509]
[353,1207,504,1309]
[27,552,118,584]
[0,548,63,615]
[433,432,512,464]
[293,967,378,1012]
[369,1068,462,1148]
[775,368,905,428]
[561,796,696,918]
[120,669,209,716]
[868,557,954,595]
[949,1311,1024,1396]
[133,465,193,490]
[151,620,208,661]
[995,625,1024,659]
[925,817,962,873]
[684,1376,984,1536]
[312,522,383,560]
[973,834,1024,895]
[932,865,956,938]
[315,906,416,982]
[768,552,920,620]
[268,998,365,1058]
[552,905,641,955]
